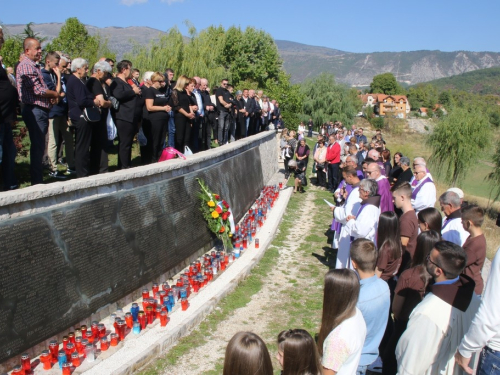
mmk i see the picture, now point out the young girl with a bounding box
[376,211,402,288]
[317,269,366,375]
[277,329,322,375]
[223,331,273,375]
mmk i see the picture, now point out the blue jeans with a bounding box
[245,116,250,137]
[0,121,18,190]
[356,365,368,375]
[477,346,500,374]
[22,104,49,185]
[167,112,175,148]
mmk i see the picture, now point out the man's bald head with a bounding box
[367,149,380,160]
[365,161,381,179]
[23,37,42,62]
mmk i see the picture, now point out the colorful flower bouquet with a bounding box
[197,178,234,250]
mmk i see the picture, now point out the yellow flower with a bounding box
[211,211,219,219]
[207,201,215,207]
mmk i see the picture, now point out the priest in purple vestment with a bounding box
[365,161,394,213]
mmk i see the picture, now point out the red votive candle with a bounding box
[100,337,109,351]
[142,289,150,299]
[75,337,83,355]
[62,336,69,350]
[65,343,75,360]
[11,365,23,375]
[156,306,162,320]
[125,312,133,329]
[146,306,154,325]
[68,332,75,344]
[62,362,71,375]
[110,333,119,346]
[21,352,31,372]
[98,323,106,338]
[71,352,80,367]
[117,320,126,341]
[80,339,89,356]
[138,311,146,329]
[49,340,59,363]
[152,283,159,294]
[80,325,87,334]
[255,238,260,249]
[41,349,51,370]
[181,297,189,311]
[160,311,168,327]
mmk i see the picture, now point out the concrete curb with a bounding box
[61,186,293,375]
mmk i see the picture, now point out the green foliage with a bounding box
[265,70,304,129]
[371,117,385,130]
[1,37,23,68]
[407,84,438,109]
[299,73,361,128]
[427,106,491,185]
[424,67,500,96]
[45,18,115,64]
[487,144,500,203]
[127,24,281,90]
[369,73,405,95]
[22,22,47,43]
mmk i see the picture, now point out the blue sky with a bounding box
[2,0,499,53]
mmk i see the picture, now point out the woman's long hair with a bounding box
[317,269,360,356]
[223,332,273,375]
[278,329,322,375]
[412,230,441,287]
[377,211,402,261]
[417,207,442,235]
[174,75,190,91]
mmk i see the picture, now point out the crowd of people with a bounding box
[260,123,498,374]
[0,33,283,188]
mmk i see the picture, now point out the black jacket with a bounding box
[110,77,137,123]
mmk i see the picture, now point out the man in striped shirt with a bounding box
[16,37,61,185]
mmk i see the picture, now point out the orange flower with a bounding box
[219,226,225,233]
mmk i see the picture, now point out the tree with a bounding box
[300,73,361,128]
[370,73,405,95]
[1,37,23,68]
[265,70,304,129]
[487,144,500,205]
[45,18,115,64]
[427,106,490,185]
[22,22,47,43]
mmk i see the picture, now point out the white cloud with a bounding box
[121,0,148,6]
[161,0,185,5]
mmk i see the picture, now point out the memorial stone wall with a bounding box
[0,131,278,363]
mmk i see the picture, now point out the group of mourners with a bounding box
[254,123,499,375]
[0,33,283,189]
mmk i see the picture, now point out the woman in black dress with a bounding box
[86,60,112,174]
[110,60,141,169]
[145,72,171,162]
[169,75,196,153]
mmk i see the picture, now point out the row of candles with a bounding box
[9,185,281,375]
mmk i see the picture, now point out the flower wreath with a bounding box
[197,178,234,250]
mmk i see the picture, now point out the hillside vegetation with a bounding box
[422,67,500,95]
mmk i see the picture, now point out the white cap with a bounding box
[447,187,464,199]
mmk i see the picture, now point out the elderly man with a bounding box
[365,160,394,213]
[411,164,437,213]
[396,241,480,375]
[333,167,362,269]
[439,191,469,246]
[340,179,381,269]
[16,37,61,185]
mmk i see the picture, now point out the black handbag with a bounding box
[82,106,101,122]
[300,174,308,186]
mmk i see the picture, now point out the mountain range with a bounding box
[3,23,500,87]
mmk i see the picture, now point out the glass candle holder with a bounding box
[162,282,170,291]
[62,336,69,350]
[255,238,260,249]
[142,289,149,300]
[155,306,162,320]
[234,249,240,259]
[21,352,31,372]
[80,339,89,356]
[58,350,67,368]
[11,365,23,375]
[98,323,106,338]
[68,332,75,344]
[180,287,187,299]
[117,320,126,341]
[40,350,51,370]
[65,343,75,360]
[138,311,146,329]
[146,306,154,325]
[181,297,189,311]
[152,283,159,295]
[49,340,59,363]
[71,351,80,367]
[62,362,72,375]
[133,322,141,335]
[110,333,119,346]
[80,325,88,335]
[125,312,133,329]
[160,311,168,327]
[75,337,83,355]
[131,303,139,321]
[84,343,95,362]
[100,337,110,351]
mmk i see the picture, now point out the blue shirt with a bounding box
[357,275,390,366]
[434,276,460,285]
